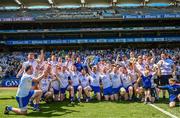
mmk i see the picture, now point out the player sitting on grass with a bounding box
[158,78,180,108]
[4,65,48,115]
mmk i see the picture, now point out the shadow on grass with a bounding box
[26,101,80,117]
[5,101,80,117]
[0,96,15,100]
[155,98,169,104]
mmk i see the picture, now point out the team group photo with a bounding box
[0,0,180,118]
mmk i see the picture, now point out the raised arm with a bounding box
[86,58,92,74]
[16,64,24,78]
[172,64,176,76]
[115,54,120,65]
[32,72,45,83]
[150,50,155,63]
[32,65,49,83]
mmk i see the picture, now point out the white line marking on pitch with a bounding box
[149,104,178,118]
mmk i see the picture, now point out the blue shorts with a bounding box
[132,81,137,85]
[32,82,36,87]
[73,85,79,93]
[170,95,179,102]
[112,87,121,94]
[91,86,100,94]
[53,88,60,95]
[124,85,132,93]
[16,90,35,108]
[143,85,151,90]
[103,86,112,96]
[60,86,68,94]
[42,91,47,98]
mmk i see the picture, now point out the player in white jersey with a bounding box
[79,68,92,102]
[129,51,136,64]
[16,52,40,91]
[100,67,113,101]
[69,65,82,102]
[120,67,133,101]
[99,60,106,73]
[176,62,180,82]
[64,55,73,70]
[157,53,176,99]
[57,57,63,67]
[49,54,60,101]
[4,65,48,115]
[135,56,145,73]
[50,54,58,74]
[110,66,122,101]
[56,65,74,103]
[39,74,53,103]
[36,50,46,76]
[16,52,38,78]
[127,61,139,100]
[87,63,101,101]
[120,55,129,68]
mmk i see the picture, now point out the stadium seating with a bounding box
[0,7,180,20]
[54,0,81,8]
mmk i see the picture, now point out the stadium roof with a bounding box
[0,0,172,9]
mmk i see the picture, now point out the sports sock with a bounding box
[7,106,12,111]
[70,96,74,102]
[34,104,39,108]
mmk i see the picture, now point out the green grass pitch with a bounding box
[0,88,179,118]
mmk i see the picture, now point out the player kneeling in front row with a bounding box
[158,78,180,108]
[4,65,48,115]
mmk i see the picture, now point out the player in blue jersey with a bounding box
[4,65,48,115]
[141,69,153,104]
[158,78,180,108]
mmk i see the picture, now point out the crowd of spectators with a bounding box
[0,7,180,20]
[0,52,26,79]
